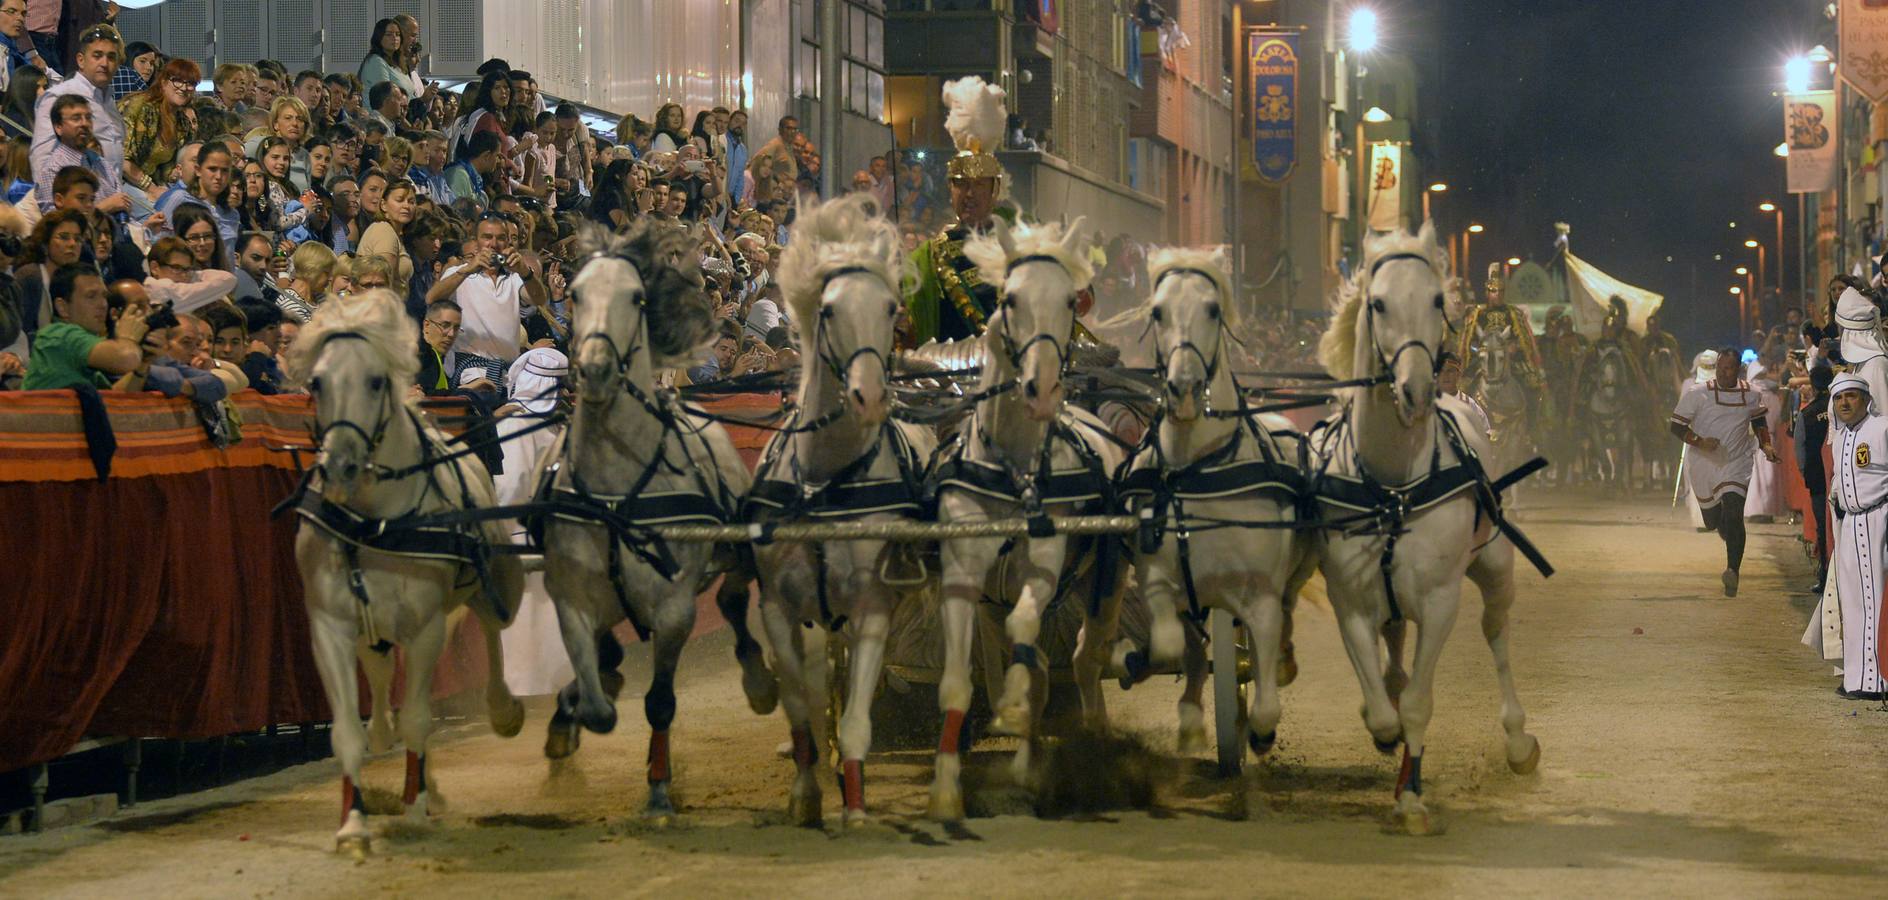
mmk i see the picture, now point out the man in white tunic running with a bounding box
[1670,348,1778,597]
[1827,373,1888,701]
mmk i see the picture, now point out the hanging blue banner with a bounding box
[1250,30,1298,183]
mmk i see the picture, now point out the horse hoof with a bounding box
[544,719,581,760]
[600,668,626,700]
[367,719,396,754]
[645,784,677,824]
[1247,730,1277,756]
[988,710,1029,738]
[788,793,823,829]
[927,789,965,823]
[489,697,525,739]
[335,834,371,858]
[1373,734,1401,755]
[843,807,870,828]
[1385,807,1445,837]
[1508,735,1542,775]
[1177,724,1208,754]
[743,668,780,716]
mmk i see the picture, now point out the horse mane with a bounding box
[574,220,714,368]
[963,217,1096,292]
[284,289,418,388]
[1318,226,1447,380]
[776,193,911,326]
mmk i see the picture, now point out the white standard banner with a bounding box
[1786,90,1839,194]
[1366,142,1402,232]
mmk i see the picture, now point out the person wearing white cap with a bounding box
[1670,348,1778,597]
[494,347,574,696]
[1818,372,1888,700]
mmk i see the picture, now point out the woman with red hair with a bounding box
[120,56,200,204]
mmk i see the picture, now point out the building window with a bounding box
[844,1,887,119]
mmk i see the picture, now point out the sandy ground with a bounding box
[4,493,1887,898]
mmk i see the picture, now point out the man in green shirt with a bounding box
[23,262,156,391]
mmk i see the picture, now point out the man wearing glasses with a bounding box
[415,298,495,396]
[31,24,125,190]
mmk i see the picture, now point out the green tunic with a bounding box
[902,207,1017,348]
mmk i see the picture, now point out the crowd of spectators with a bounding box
[0,11,1300,421]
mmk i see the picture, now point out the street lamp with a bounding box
[1775,142,1790,158]
[1786,55,1813,94]
[1463,224,1484,281]
[1507,256,1521,266]
[1424,182,1446,222]
[1363,106,1393,123]
[1760,202,1784,295]
[1349,7,1380,54]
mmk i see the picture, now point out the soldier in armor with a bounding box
[903,77,1018,348]
[1457,262,1544,389]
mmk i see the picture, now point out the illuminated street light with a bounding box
[1363,106,1392,123]
[1736,266,1749,275]
[1729,221,1737,228]
[1428,183,1448,192]
[1349,7,1380,53]
[1745,239,1759,249]
[1468,224,1484,234]
[1730,286,1742,295]
[1775,142,1790,158]
[1759,202,1777,212]
[1506,257,1521,266]
[1786,55,1813,94]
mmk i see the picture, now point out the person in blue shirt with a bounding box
[155,142,240,250]
[445,130,500,211]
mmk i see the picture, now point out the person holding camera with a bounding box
[21,261,151,390]
[427,211,545,391]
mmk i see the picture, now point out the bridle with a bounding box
[812,264,894,406]
[309,332,399,475]
[993,253,1076,378]
[1362,252,1445,386]
[1149,266,1230,408]
[569,252,672,422]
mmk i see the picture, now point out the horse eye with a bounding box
[1370,298,1387,314]
[1433,294,1445,309]
[1150,306,1163,322]
[368,375,387,391]
[308,376,322,392]
[888,302,899,319]
[1066,296,1077,310]
[1206,303,1221,320]
[820,306,835,319]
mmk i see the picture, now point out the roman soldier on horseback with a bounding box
[1457,263,1544,390]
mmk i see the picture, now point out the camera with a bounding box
[145,302,180,332]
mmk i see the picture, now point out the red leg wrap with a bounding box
[842,760,864,811]
[648,730,671,784]
[402,751,421,806]
[790,727,816,770]
[938,709,966,756]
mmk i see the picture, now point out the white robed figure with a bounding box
[1835,284,1888,404]
[495,348,575,697]
[1670,349,1775,597]
[1821,373,1888,698]
[1744,376,1787,520]
[1678,350,1717,529]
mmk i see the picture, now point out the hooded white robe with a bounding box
[1825,381,1888,693]
[495,349,575,697]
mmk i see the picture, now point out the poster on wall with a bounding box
[1785,90,1839,193]
[1366,142,1402,232]
[1250,30,1299,183]
[1841,0,1888,101]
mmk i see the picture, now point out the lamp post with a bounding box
[1730,285,1744,338]
[1759,202,1784,296]
[1745,239,1766,325]
[1736,265,1754,334]
[1464,223,1484,285]
[1424,181,1446,223]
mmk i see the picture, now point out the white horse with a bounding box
[1119,247,1318,759]
[1311,223,1540,835]
[542,222,762,821]
[927,218,1130,821]
[745,195,937,826]
[286,290,524,854]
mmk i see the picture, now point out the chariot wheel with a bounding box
[1209,608,1252,776]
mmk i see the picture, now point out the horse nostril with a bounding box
[1024,381,1039,399]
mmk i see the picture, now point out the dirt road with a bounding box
[4,494,1885,897]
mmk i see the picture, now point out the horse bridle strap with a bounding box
[1363,253,1444,382]
[309,332,397,467]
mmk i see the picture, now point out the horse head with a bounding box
[1148,246,1233,422]
[968,217,1093,422]
[568,222,713,405]
[780,194,907,428]
[1355,221,1449,426]
[287,289,417,505]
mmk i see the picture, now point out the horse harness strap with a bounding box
[1312,410,1554,622]
[742,424,928,630]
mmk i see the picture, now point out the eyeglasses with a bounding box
[168,78,195,92]
[424,319,461,333]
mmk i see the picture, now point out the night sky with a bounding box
[1426,0,1820,350]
